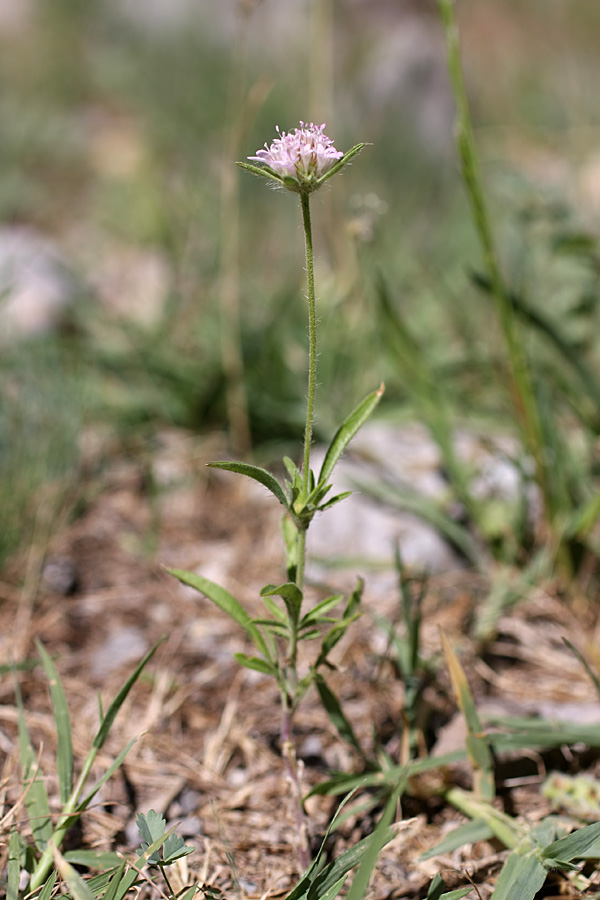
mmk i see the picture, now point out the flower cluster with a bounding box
[240,121,364,194]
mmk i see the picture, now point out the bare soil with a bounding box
[1,427,599,899]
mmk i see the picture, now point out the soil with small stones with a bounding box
[1,427,600,900]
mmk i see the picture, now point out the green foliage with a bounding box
[136,809,194,866]
[12,640,163,894]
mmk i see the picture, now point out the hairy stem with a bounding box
[281,698,310,870]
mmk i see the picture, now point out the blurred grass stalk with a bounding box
[309,0,334,126]
[217,0,259,456]
[437,0,567,569]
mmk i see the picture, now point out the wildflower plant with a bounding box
[169,122,381,868]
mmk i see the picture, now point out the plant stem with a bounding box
[281,698,311,870]
[297,191,317,591]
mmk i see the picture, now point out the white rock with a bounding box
[0,227,74,343]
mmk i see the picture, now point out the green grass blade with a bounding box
[7,827,21,900]
[315,675,365,758]
[168,569,271,660]
[36,640,73,804]
[63,850,123,869]
[207,461,288,508]
[345,776,406,900]
[93,639,163,750]
[440,631,495,801]
[52,844,97,900]
[420,818,493,861]
[79,736,137,810]
[37,870,58,900]
[17,695,53,851]
[98,860,127,900]
[542,820,600,863]
[490,849,547,900]
[319,384,384,486]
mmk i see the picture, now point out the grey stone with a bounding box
[0,227,75,343]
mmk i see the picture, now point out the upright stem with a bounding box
[296,192,317,591]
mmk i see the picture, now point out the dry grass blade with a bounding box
[440,629,494,801]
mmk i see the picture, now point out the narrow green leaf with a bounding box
[93,640,163,750]
[178,887,199,900]
[427,877,474,900]
[542,820,600,863]
[36,640,73,804]
[315,676,365,757]
[345,776,405,900]
[420,818,493,861]
[300,594,343,628]
[236,161,283,183]
[283,456,302,485]
[315,612,361,668]
[168,569,271,659]
[319,385,384,486]
[63,850,123,869]
[7,827,21,900]
[36,870,58,900]
[318,491,353,512]
[79,737,137,810]
[234,653,275,675]
[208,461,288,508]
[52,844,97,900]
[490,848,547,900]
[17,698,53,851]
[438,887,473,899]
[441,630,494,802]
[261,582,303,627]
[99,861,127,900]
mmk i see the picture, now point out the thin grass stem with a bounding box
[438,0,556,532]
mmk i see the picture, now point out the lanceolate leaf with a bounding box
[168,569,271,660]
[93,640,163,750]
[234,653,276,675]
[7,828,20,900]
[315,675,365,758]
[36,640,73,804]
[17,697,52,851]
[542,820,600,863]
[319,384,384,486]
[208,461,288,508]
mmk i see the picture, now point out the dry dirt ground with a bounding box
[1,428,600,899]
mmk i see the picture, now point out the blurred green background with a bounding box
[2,0,600,565]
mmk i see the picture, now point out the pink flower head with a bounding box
[248,122,345,193]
